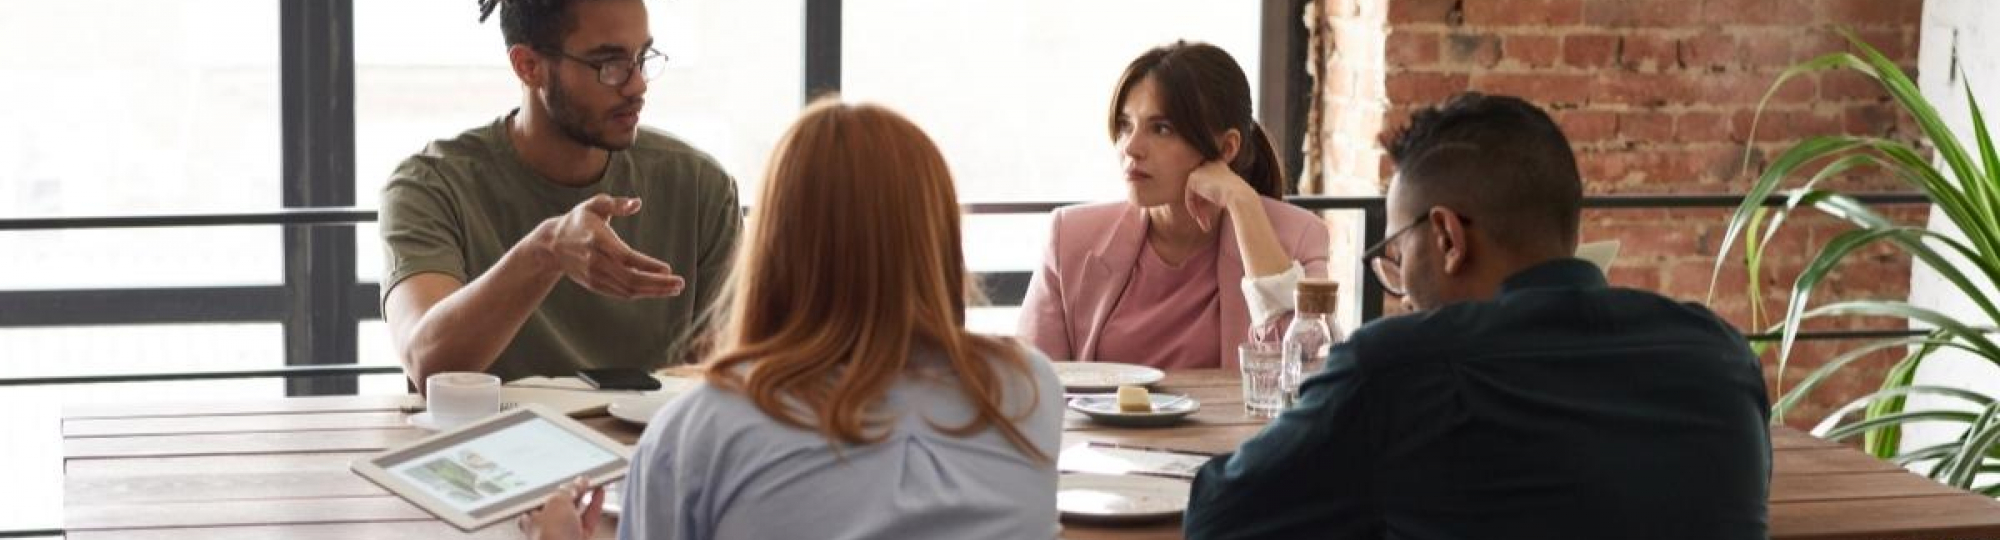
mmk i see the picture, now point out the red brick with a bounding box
[1818,0,1922,26]
[1501,34,1562,68]
[1739,33,1803,67]
[1821,70,1891,102]
[1790,31,1853,64]
[1599,73,1697,107]
[1386,72,1471,105]
[1676,111,1743,144]
[1618,34,1683,72]
[1387,30,1442,68]
[1849,28,1915,62]
[1842,104,1902,137]
[1388,0,1461,25]
[1699,75,1775,106]
[1556,109,1619,143]
[1462,0,1585,26]
[1704,145,1763,184]
[1619,111,1676,142]
[1583,0,1702,26]
[1444,32,1503,67]
[1699,0,1796,25]
[1562,34,1620,68]
[1681,31,1739,71]
[1604,262,1664,291]
[1471,72,1597,106]
[1576,150,1623,184]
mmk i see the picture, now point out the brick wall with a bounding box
[1308,0,1929,429]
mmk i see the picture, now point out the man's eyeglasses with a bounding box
[543,47,667,87]
[1361,213,1472,298]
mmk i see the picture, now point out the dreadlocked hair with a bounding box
[476,0,580,52]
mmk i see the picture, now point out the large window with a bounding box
[0,1,283,289]
[844,0,1261,332]
[3,1,1275,376]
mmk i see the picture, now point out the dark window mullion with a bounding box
[279,0,359,396]
[803,0,840,103]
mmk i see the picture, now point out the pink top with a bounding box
[1093,237,1225,369]
[1017,199,1333,369]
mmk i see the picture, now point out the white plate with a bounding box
[1067,394,1200,428]
[1051,362,1165,392]
[1056,473,1190,524]
[404,411,442,431]
[607,377,701,425]
[608,396,672,425]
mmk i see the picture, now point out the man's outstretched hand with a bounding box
[543,194,685,299]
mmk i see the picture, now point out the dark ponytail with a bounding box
[1236,122,1286,199]
[1110,41,1289,200]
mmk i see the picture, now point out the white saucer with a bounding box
[1056,472,1190,524]
[404,412,445,431]
[608,396,673,425]
[1067,394,1201,428]
[1050,362,1166,392]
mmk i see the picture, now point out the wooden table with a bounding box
[59,370,2000,539]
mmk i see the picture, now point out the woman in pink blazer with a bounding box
[1017,41,1331,370]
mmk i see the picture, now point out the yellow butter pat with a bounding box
[1117,385,1152,413]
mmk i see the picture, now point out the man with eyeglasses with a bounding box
[379,0,740,386]
[1184,93,1771,539]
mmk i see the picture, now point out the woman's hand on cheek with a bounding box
[1184,161,1246,231]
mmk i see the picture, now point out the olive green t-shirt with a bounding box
[379,112,741,381]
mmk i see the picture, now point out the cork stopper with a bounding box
[1295,279,1340,315]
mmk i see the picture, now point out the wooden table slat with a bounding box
[1770,493,2000,540]
[64,520,589,540]
[1770,471,1967,503]
[58,369,2000,540]
[64,428,425,459]
[67,454,384,505]
[64,411,412,438]
[65,496,432,531]
[1772,447,1907,476]
[63,394,414,420]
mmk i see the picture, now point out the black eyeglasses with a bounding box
[1361,213,1472,297]
[543,47,668,87]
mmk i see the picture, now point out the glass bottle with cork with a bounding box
[1282,279,1342,407]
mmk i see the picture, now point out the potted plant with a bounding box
[1714,30,2000,494]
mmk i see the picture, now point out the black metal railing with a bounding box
[0,191,1937,388]
[0,192,1951,540]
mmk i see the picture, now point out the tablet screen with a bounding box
[385,414,622,518]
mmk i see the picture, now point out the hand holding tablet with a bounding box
[353,404,632,531]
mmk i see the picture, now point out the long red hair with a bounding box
[703,99,1044,460]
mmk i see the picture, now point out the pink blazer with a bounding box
[1017,198,1332,368]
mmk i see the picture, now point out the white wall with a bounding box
[1903,0,2000,459]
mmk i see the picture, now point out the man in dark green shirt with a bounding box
[1186,93,1771,539]
[380,0,739,384]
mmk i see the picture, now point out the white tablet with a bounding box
[351,403,632,531]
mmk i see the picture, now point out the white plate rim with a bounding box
[1056,472,1190,523]
[607,396,671,425]
[1050,361,1166,391]
[1066,394,1201,418]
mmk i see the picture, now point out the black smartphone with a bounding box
[578,367,663,391]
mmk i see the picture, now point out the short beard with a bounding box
[544,68,629,151]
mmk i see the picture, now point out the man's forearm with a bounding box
[400,223,563,384]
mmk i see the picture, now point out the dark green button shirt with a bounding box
[1187,258,1771,540]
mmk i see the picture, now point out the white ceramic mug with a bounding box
[426,372,501,429]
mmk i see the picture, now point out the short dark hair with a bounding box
[477,0,585,52]
[1383,92,1582,252]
